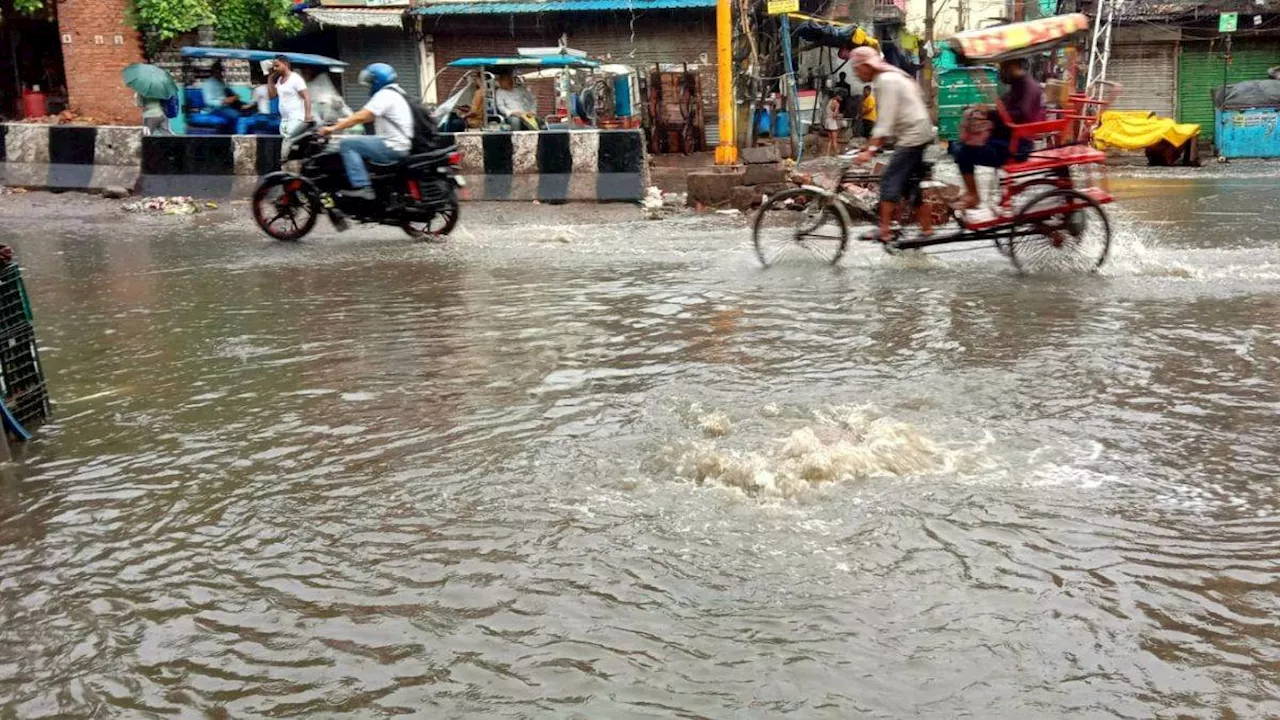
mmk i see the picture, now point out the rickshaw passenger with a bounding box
[849,46,935,241]
[495,71,545,131]
[466,75,486,129]
[953,59,1045,209]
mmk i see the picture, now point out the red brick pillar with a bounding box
[57,0,146,123]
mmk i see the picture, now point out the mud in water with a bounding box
[0,177,1278,717]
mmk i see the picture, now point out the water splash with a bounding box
[655,404,994,499]
[1104,230,1203,279]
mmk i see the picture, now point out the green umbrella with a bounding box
[122,63,179,100]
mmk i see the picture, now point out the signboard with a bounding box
[1219,13,1238,32]
[767,0,799,15]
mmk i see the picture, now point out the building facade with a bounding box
[406,0,718,131]
[57,0,145,121]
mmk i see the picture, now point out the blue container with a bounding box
[755,108,773,136]
[774,110,791,138]
[612,75,632,118]
[1215,107,1280,158]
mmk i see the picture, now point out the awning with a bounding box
[303,7,406,26]
[413,0,715,15]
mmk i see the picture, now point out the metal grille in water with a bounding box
[0,263,50,431]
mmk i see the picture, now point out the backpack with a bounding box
[162,95,180,119]
[388,86,439,154]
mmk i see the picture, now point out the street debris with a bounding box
[0,187,29,196]
[18,110,104,125]
[541,228,580,243]
[121,197,216,215]
[714,208,742,216]
[640,186,687,219]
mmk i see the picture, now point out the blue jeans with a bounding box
[337,136,407,189]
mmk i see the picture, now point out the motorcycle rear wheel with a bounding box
[402,193,459,242]
[253,176,320,241]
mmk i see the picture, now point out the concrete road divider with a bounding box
[2,123,645,203]
[139,135,281,198]
[0,123,142,192]
[452,129,646,202]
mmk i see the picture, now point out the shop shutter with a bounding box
[1178,41,1280,142]
[1108,43,1176,118]
[338,28,423,109]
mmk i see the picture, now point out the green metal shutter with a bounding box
[1178,41,1280,142]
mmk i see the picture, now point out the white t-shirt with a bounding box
[252,84,270,114]
[364,85,414,154]
[275,73,308,122]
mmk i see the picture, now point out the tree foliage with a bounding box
[130,0,300,50]
[11,0,48,16]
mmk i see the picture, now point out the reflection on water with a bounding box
[1,179,1278,717]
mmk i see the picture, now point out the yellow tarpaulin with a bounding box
[1092,110,1201,151]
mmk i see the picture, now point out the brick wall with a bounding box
[57,0,145,122]
[430,18,564,116]
[428,10,716,124]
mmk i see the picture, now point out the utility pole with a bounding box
[714,0,738,165]
[923,0,935,110]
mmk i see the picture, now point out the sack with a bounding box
[959,105,993,147]
[162,95,180,119]
[391,86,440,154]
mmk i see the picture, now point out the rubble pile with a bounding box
[122,197,218,215]
[686,144,792,211]
[640,186,688,219]
[18,110,105,125]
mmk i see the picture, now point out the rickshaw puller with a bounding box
[849,47,935,241]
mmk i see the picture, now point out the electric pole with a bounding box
[924,0,935,110]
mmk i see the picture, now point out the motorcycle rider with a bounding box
[316,63,413,201]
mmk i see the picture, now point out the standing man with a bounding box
[858,84,877,140]
[316,63,413,202]
[832,71,853,101]
[269,55,312,137]
[850,46,935,241]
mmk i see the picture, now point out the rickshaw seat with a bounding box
[1003,144,1106,175]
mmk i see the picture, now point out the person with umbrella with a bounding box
[123,64,179,135]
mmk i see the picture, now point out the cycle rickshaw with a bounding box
[753,13,1119,273]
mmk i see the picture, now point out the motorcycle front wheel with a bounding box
[402,191,459,242]
[252,175,320,241]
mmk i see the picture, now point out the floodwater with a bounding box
[1,174,1277,718]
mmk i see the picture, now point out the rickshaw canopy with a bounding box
[180,47,347,72]
[949,14,1089,65]
[446,56,601,70]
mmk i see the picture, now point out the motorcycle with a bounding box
[251,127,463,242]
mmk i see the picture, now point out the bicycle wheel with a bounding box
[1009,188,1111,274]
[753,187,850,267]
[997,176,1070,255]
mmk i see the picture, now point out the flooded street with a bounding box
[1,173,1277,717]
